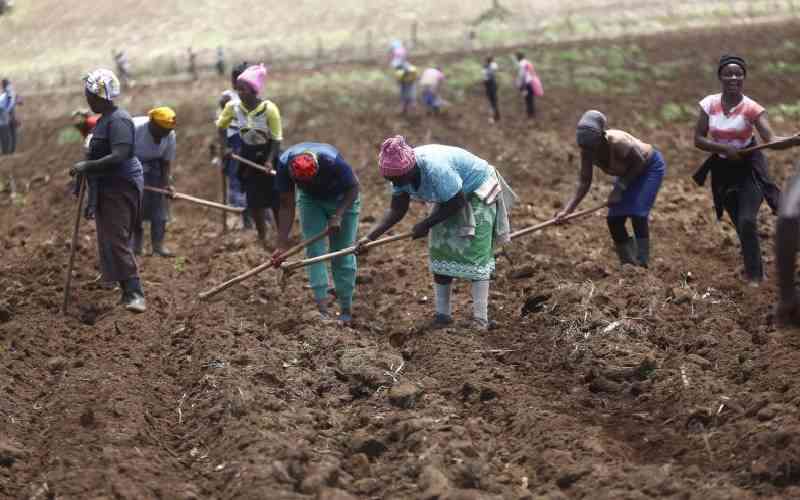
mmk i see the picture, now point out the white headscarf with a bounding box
[84,68,121,101]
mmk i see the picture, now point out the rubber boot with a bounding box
[635,238,650,268]
[121,278,146,313]
[613,238,638,266]
[152,241,174,258]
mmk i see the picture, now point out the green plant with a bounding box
[174,255,187,273]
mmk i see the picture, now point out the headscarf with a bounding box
[148,106,177,130]
[379,135,416,177]
[84,68,120,101]
[718,55,747,77]
[576,110,608,149]
[290,152,319,182]
[237,64,267,94]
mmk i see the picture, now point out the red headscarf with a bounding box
[290,152,319,182]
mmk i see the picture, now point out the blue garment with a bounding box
[88,107,144,192]
[276,142,358,200]
[392,145,490,203]
[608,150,666,217]
[422,89,441,110]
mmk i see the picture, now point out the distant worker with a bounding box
[188,47,198,81]
[515,52,542,119]
[216,46,226,77]
[483,56,500,122]
[419,67,445,114]
[389,40,408,69]
[216,64,283,248]
[1,78,18,153]
[132,107,177,257]
[113,49,132,88]
[395,62,419,115]
[0,78,14,155]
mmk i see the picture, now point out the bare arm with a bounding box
[276,190,296,250]
[365,192,410,241]
[560,150,594,215]
[413,190,467,238]
[754,112,800,149]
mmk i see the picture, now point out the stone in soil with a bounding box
[388,382,423,409]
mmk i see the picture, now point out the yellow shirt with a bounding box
[216,99,283,143]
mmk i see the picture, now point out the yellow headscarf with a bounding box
[148,107,177,130]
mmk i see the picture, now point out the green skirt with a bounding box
[429,195,496,280]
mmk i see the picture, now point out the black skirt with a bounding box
[238,142,278,210]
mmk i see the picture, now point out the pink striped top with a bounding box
[699,93,765,150]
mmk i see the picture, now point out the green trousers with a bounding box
[298,191,360,310]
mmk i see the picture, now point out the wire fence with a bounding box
[13,0,800,91]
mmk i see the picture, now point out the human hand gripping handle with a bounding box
[328,214,342,234]
[70,161,90,177]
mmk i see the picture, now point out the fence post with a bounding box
[410,20,418,49]
[366,29,373,60]
[316,37,324,65]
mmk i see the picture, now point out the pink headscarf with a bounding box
[379,135,416,177]
[237,64,268,94]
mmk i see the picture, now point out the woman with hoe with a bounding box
[70,69,146,312]
[357,136,514,331]
[217,64,282,248]
[693,55,800,286]
[272,143,360,323]
[555,110,666,268]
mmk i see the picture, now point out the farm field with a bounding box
[4,18,800,500]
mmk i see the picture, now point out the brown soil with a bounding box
[3,22,800,500]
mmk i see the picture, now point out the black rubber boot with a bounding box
[636,238,650,268]
[613,238,638,266]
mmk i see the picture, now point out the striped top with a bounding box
[699,93,765,150]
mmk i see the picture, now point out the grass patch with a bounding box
[57,127,82,145]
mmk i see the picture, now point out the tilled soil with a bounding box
[4,22,800,500]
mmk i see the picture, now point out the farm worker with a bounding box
[218,62,251,229]
[132,107,177,257]
[216,64,283,249]
[69,68,146,313]
[419,67,445,114]
[395,62,419,115]
[0,78,17,154]
[515,52,542,119]
[775,168,800,326]
[357,136,515,331]
[693,55,800,286]
[0,78,14,154]
[555,110,666,268]
[272,143,361,324]
[389,40,408,69]
[483,56,500,122]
